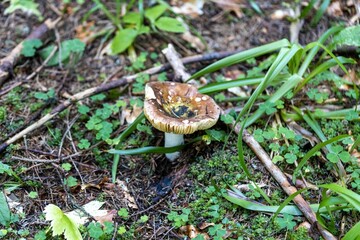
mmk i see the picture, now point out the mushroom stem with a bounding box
[164,132,184,161]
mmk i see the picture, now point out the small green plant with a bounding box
[87,222,114,240]
[21,39,43,57]
[4,0,43,21]
[64,176,78,188]
[91,1,185,55]
[167,208,190,228]
[28,191,38,199]
[39,39,86,67]
[44,204,82,240]
[34,88,55,101]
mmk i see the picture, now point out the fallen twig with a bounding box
[232,124,337,240]
[0,18,61,87]
[0,49,241,153]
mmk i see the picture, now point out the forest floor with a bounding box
[0,1,359,239]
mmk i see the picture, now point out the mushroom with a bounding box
[143,81,221,161]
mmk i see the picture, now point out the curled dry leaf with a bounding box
[75,21,96,43]
[181,31,206,52]
[179,225,210,239]
[117,179,138,209]
[94,209,117,225]
[212,0,246,18]
[327,1,343,17]
[171,0,204,18]
[66,201,108,225]
[197,222,215,230]
[122,104,143,124]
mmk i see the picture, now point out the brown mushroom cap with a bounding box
[144,82,221,134]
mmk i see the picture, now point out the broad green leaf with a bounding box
[0,192,11,227]
[333,25,360,47]
[155,17,185,33]
[144,4,167,23]
[21,39,42,57]
[44,204,82,240]
[123,12,141,25]
[4,0,43,21]
[110,29,138,54]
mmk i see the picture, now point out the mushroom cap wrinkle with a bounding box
[144,82,221,134]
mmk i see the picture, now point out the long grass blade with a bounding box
[298,26,344,76]
[343,221,360,240]
[319,183,360,211]
[198,77,263,94]
[190,39,291,80]
[111,112,145,182]
[224,192,351,216]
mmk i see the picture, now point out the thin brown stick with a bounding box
[233,124,337,240]
[0,49,241,153]
[0,18,61,87]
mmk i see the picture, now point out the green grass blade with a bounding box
[282,107,360,121]
[319,183,360,211]
[343,221,360,240]
[272,188,308,220]
[298,26,344,76]
[350,135,360,153]
[300,0,318,19]
[198,77,263,94]
[109,145,185,155]
[304,41,349,73]
[237,47,292,121]
[224,192,350,216]
[292,134,349,183]
[311,0,330,27]
[245,74,303,127]
[111,112,145,182]
[190,39,291,80]
[296,57,355,92]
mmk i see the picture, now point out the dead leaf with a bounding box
[117,179,138,209]
[80,183,101,191]
[182,31,206,52]
[75,21,96,43]
[122,104,143,124]
[67,201,109,225]
[211,0,246,18]
[179,225,210,239]
[94,209,117,225]
[171,0,204,18]
[327,1,343,17]
[198,222,215,230]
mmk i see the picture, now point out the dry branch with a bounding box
[0,49,241,153]
[233,125,337,240]
[0,18,61,87]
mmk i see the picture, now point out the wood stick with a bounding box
[0,49,241,153]
[0,18,61,87]
[233,125,337,240]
